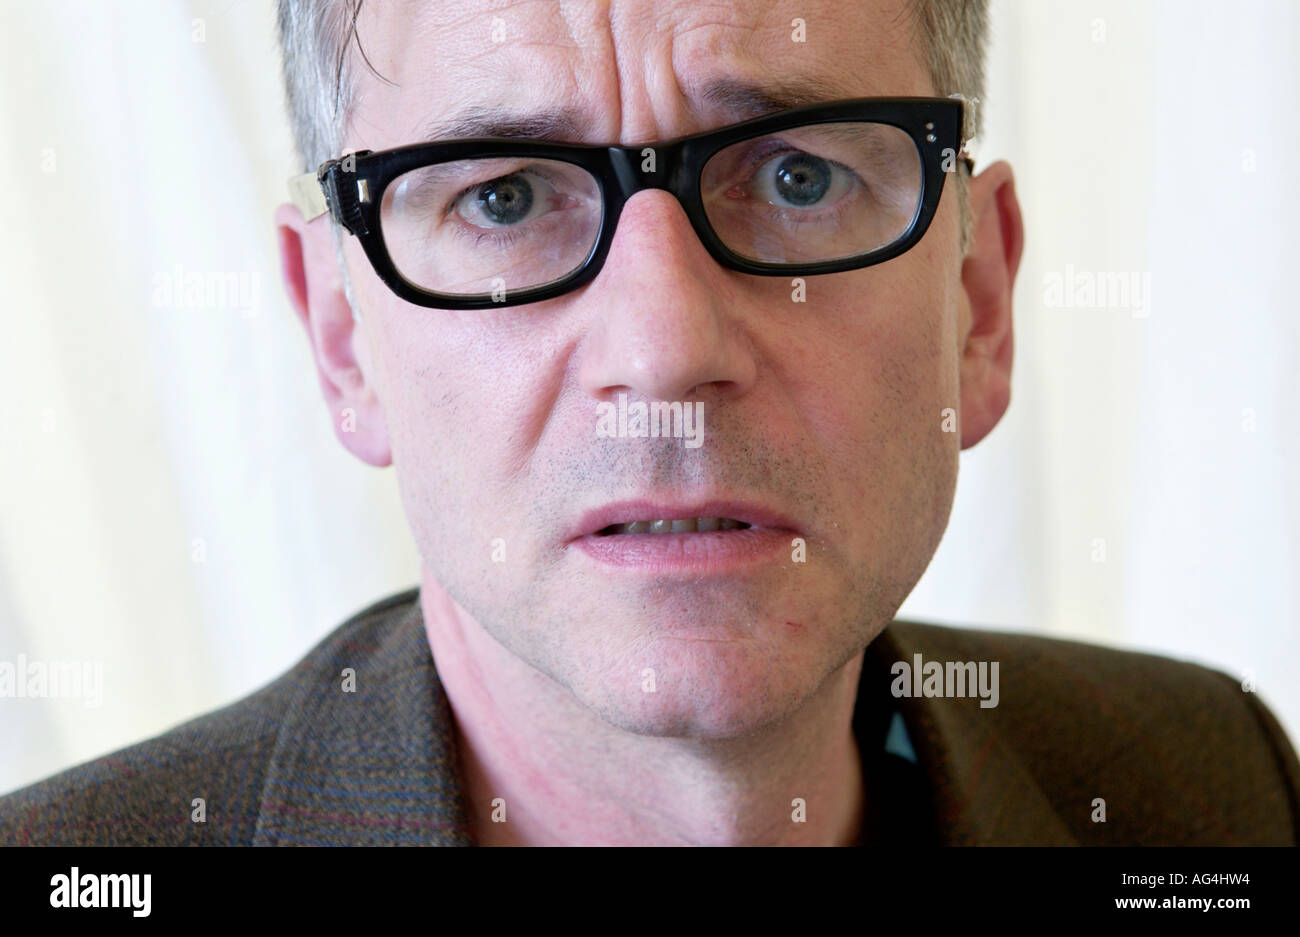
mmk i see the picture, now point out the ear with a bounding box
[957,160,1024,449]
[275,202,391,467]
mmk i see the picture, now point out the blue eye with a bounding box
[749,149,855,210]
[472,174,535,225]
[770,153,832,205]
[452,170,563,229]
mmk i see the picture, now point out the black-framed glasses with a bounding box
[288,97,971,310]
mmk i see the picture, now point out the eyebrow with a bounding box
[418,107,586,143]
[415,75,856,144]
[695,75,856,122]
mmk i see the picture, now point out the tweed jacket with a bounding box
[1,588,1296,845]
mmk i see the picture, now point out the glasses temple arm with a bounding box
[288,171,329,221]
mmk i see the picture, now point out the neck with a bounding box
[419,567,868,846]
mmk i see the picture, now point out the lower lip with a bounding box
[570,527,795,573]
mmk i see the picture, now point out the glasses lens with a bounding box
[700,121,921,265]
[380,157,603,297]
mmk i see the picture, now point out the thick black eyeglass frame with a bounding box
[288,97,971,310]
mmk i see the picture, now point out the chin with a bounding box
[568,640,819,740]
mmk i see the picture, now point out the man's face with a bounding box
[332,0,978,738]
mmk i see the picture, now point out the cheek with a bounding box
[365,295,568,590]
[810,272,957,449]
[806,277,961,581]
[363,301,495,573]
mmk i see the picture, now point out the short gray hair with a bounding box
[910,0,988,151]
[276,0,367,177]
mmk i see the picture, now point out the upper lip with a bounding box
[568,497,801,540]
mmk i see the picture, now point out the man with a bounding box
[1,0,1296,846]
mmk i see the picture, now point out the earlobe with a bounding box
[274,202,392,467]
[957,160,1025,450]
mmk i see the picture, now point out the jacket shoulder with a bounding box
[885,620,1300,844]
[0,588,421,846]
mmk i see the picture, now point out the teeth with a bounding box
[598,517,752,536]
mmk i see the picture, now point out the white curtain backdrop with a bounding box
[1,0,1296,794]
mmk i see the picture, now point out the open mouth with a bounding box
[595,518,754,536]
[572,500,795,571]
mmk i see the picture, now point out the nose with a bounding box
[575,190,757,404]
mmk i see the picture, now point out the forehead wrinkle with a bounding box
[661,0,788,63]
[606,1,803,141]
[436,35,584,77]
[372,0,588,88]
[361,0,921,151]
[361,3,593,146]
[422,0,571,33]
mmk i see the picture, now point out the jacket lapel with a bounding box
[252,594,473,845]
[866,622,1079,845]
